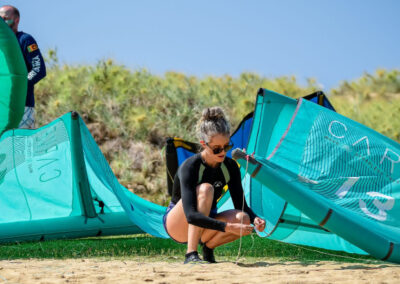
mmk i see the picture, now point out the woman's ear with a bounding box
[200,140,206,151]
[200,140,207,148]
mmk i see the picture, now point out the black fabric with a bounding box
[165,138,179,196]
[171,153,257,232]
[202,244,216,263]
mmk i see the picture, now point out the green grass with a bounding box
[0,234,378,264]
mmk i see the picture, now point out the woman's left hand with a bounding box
[254,217,266,232]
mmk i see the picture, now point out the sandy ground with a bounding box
[0,258,398,284]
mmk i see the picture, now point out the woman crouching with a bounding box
[163,107,266,264]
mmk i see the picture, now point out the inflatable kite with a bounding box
[0,17,27,134]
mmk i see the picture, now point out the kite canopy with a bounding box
[0,18,27,134]
[233,89,400,263]
[0,112,168,242]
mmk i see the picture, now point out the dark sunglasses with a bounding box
[206,143,233,154]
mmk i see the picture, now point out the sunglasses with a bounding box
[206,143,233,155]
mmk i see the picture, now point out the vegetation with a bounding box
[36,50,400,204]
[0,234,377,263]
[330,69,400,142]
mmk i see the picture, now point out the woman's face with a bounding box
[203,133,231,163]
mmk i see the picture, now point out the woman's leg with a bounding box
[200,210,251,249]
[187,183,214,252]
[164,199,188,243]
[164,183,214,251]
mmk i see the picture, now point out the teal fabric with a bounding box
[0,18,27,134]
[0,112,166,243]
[78,116,168,238]
[240,89,365,254]
[235,89,400,262]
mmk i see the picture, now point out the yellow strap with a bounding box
[318,94,324,106]
[216,185,229,203]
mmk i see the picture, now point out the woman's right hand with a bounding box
[225,222,254,236]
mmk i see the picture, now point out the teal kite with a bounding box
[233,89,400,262]
[0,17,27,134]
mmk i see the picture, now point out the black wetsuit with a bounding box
[171,153,257,232]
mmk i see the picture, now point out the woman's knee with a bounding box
[235,211,251,225]
[197,183,214,200]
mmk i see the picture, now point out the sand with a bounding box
[0,258,398,284]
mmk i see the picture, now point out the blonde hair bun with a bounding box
[201,107,226,122]
[197,107,230,142]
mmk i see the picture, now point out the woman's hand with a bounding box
[254,217,266,232]
[225,222,253,236]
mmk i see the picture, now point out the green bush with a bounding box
[35,50,400,203]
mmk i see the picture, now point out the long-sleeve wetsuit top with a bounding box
[16,31,46,107]
[171,153,257,232]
